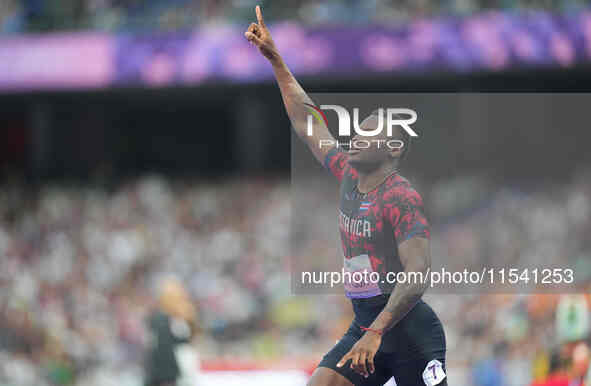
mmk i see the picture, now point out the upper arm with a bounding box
[282,88,336,165]
[398,237,430,272]
[295,102,337,165]
[303,126,337,166]
[386,188,431,269]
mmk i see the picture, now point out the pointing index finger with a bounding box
[256,5,266,27]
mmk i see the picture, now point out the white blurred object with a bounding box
[198,370,309,386]
[175,343,201,386]
[556,294,590,344]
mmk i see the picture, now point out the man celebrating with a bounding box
[245,6,447,386]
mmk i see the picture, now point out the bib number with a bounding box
[343,254,381,298]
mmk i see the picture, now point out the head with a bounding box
[157,276,195,320]
[346,109,411,172]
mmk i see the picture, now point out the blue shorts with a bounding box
[317,299,447,386]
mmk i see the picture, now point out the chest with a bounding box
[338,183,386,242]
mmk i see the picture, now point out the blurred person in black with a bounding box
[246,6,446,386]
[144,277,198,386]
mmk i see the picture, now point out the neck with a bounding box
[357,162,398,193]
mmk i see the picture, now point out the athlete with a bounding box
[144,278,197,386]
[245,6,447,386]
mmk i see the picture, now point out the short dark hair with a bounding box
[370,109,411,162]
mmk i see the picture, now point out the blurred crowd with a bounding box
[0,170,590,385]
[0,0,589,34]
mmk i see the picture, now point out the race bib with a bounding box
[343,254,382,298]
[422,359,446,386]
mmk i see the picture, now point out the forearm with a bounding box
[269,57,334,162]
[244,5,309,127]
[245,7,334,162]
[369,266,429,333]
[271,58,313,134]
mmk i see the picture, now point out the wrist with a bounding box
[360,326,384,337]
[268,50,283,66]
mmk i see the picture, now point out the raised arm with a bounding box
[244,5,336,164]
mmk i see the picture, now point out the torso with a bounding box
[339,170,407,299]
[323,148,430,303]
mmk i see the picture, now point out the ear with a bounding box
[388,142,403,159]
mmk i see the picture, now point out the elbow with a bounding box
[409,254,430,276]
[412,257,430,293]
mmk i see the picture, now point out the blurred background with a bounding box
[1,1,591,386]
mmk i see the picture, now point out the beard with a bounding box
[347,157,383,173]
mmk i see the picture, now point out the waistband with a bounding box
[350,293,390,307]
[351,296,427,326]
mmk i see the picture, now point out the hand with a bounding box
[337,331,382,378]
[244,5,279,62]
